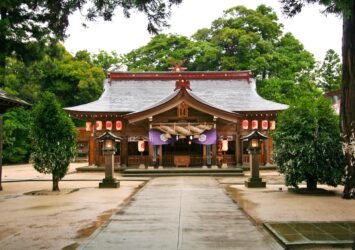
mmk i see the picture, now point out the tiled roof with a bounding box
[0,88,31,107]
[64,78,288,113]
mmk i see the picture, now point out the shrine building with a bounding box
[64,66,288,168]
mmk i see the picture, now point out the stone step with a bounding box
[124,168,243,174]
[122,173,244,177]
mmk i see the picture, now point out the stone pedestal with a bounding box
[221,163,228,169]
[245,152,266,188]
[99,151,119,188]
[99,177,120,188]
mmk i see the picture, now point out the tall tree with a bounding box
[280,0,355,199]
[0,0,182,86]
[31,92,76,191]
[122,5,316,104]
[316,49,342,92]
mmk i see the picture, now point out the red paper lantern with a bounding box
[242,120,249,130]
[85,122,92,132]
[116,121,122,131]
[269,121,276,130]
[251,120,258,129]
[95,121,102,131]
[138,140,145,152]
[262,120,268,130]
[106,121,112,130]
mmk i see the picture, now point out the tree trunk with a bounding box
[52,176,60,192]
[342,2,355,199]
[306,177,317,191]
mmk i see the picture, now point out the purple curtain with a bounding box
[149,129,175,145]
[193,129,217,145]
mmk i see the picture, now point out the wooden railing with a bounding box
[222,155,236,165]
[127,155,150,165]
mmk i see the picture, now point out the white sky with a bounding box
[64,0,342,62]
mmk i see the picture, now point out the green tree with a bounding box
[123,4,316,100]
[0,0,182,87]
[122,34,221,71]
[280,0,355,199]
[3,107,31,164]
[31,92,76,191]
[273,96,345,190]
[316,49,342,92]
[4,45,105,107]
[92,50,122,72]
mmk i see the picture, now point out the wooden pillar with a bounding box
[88,134,95,166]
[262,131,269,165]
[202,144,207,168]
[94,139,100,166]
[211,143,217,167]
[159,145,163,168]
[120,137,128,167]
[235,134,242,166]
[148,143,154,167]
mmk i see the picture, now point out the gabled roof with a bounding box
[124,87,241,123]
[64,75,288,114]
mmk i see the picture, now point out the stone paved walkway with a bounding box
[80,177,282,250]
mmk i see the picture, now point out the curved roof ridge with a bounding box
[64,78,288,113]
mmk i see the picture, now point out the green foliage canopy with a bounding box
[4,45,105,107]
[31,92,76,191]
[273,96,345,190]
[122,5,316,104]
[3,107,31,164]
[316,49,342,92]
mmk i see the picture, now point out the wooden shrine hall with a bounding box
[64,66,288,168]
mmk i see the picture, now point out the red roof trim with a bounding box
[108,71,252,81]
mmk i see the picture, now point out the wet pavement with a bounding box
[80,177,282,250]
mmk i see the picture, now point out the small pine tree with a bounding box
[273,95,345,190]
[31,92,76,191]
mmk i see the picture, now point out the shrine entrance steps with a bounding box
[121,167,244,177]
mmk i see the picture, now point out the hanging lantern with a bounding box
[138,140,145,152]
[85,122,92,132]
[269,120,276,130]
[262,120,268,130]
[95,121,102,131]
[242,120,249,130]
[222,139,228,151]
[106,121,112,130]
[251,120,258,129]
[116,121,123,131]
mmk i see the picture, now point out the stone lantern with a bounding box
[242,129,268,188]
[97,131,121,188]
